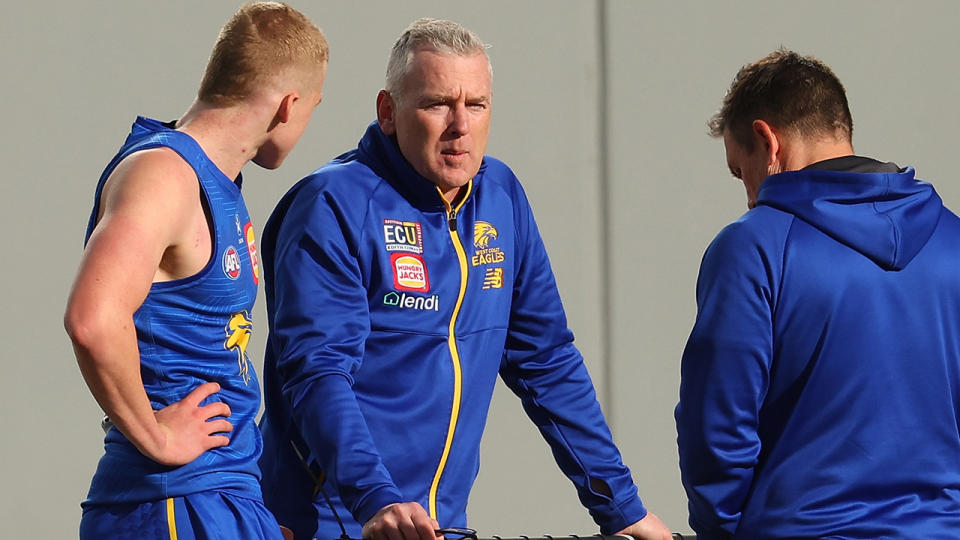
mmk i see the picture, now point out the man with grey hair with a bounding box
[258,17,672,540]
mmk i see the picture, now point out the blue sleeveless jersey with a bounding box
[83,117,264,505]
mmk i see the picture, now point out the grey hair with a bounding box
[385,18,491,103]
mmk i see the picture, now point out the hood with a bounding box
[756,166,942,270]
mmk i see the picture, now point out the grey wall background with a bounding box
[2,1,958,538]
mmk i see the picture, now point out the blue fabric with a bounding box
[83,117,265,506]
[259,122,646,540]
[676,163,960,538]
[80,491,284,540]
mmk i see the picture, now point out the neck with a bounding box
[781,136,855,172]
[175,100,267,180]
[441,185,462,204]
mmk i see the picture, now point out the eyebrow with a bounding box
[418,93,491,105]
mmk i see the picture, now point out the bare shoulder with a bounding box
[87,145,211,283]
[100,147,199,215]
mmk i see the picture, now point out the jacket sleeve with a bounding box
[498,181,647,534]
[268,184,404,526]
[674,219,778,539]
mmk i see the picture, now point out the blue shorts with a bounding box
[80,491,285,540]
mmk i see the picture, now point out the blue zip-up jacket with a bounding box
[259,122,646,539]
[675,157,960,539]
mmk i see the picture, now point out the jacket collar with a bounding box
[356,121,484,211]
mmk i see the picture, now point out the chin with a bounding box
[253,156,283,170]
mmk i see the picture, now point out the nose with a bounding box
[447,103,470,137]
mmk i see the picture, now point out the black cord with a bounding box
[289,440,351,540]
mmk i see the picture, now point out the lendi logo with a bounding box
[383,291,439,311]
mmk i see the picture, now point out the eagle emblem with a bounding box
[473,221,498,249]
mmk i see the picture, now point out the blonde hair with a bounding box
[198,2,329,106]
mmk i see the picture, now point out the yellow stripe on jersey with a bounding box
[166,497,178,540]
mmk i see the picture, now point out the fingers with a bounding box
[182,381,221,407]
[205,433,231,450]
[617,512,674,540]
[180,382,232,420]
[204,418,233,435]
[149,381,236,464]
[397,509,438,540]
[363,502,441,540]
[199,400,232,420]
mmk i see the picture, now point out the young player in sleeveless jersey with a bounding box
[64,3,328,538]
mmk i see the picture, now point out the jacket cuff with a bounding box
[594,494,648,535]
[353,485,405,528]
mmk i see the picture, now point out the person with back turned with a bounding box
[676,48,960,539]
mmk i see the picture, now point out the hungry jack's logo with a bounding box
[225,311,253,385]
[244,222,259,285]
[391,253,430,292]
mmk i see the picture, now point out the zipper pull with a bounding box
[448,209,457,231]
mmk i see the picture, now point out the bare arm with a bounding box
[65,148,231,466]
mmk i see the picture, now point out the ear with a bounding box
[274,91,300,125]
[751,119,781,166]
[376,90,397,135]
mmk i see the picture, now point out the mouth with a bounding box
[441,149,470,165]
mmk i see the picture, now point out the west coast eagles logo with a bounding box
[471,221,505,266]
[225,311,253,385]
[474,222,497,248]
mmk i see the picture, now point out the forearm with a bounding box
[68,315,164,458]
[502,346,645,533]
[675,323,767,535]
[675,345,759,538]
[285,372,403,525]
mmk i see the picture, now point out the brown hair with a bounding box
[198,2,329,106]
[709,48,852,151]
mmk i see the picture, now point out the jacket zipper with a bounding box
[428,181,472,521]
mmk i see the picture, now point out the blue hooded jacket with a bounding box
[676,158,960,539]
[259,122,646,539]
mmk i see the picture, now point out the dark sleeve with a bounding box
[675,219,780,539]
[498,181,647,534]
[268,185,403,525]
